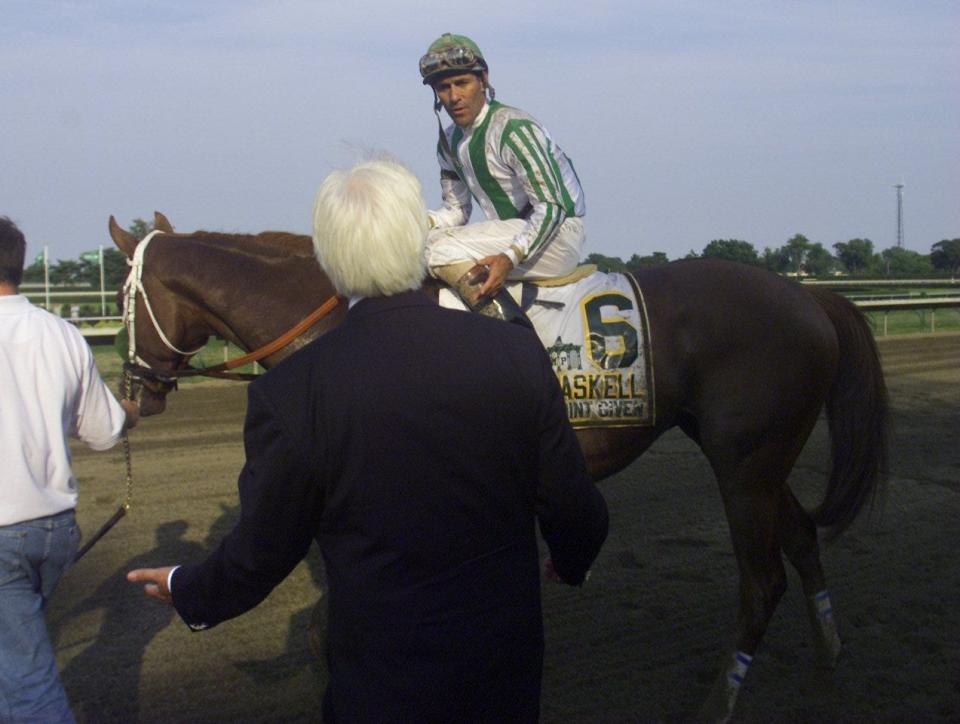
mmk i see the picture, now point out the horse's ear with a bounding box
[109,215,138,258]
[154,211,174,233]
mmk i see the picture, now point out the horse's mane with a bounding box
[184,230,315,258]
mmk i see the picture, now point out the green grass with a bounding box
[863,308,960,336]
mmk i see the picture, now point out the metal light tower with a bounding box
[894,183,904,248]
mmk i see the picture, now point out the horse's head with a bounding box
[110,212,210,416]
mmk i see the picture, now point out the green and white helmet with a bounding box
[419,33,488,86]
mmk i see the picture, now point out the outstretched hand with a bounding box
[476,253,514,297]
[127,567,176,604]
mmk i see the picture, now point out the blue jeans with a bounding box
[0,510,79,723]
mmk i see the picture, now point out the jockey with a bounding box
[420,33,586,324]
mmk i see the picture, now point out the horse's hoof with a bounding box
[698,673,738,723]
[814,639,842,670]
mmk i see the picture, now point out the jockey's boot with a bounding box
[432,262,533,330]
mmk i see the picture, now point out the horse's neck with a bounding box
[161,236,337,365]
[204,275,335,363]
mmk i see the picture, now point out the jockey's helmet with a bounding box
[419,33,488,86]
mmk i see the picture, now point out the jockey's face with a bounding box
[433,72,487,128]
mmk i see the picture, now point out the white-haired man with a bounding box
[128,159,608,723]
[420,33,586,323]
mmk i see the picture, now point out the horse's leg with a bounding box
[698,447,794,723]
[778,488,842,667]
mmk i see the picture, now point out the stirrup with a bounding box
[453,265,533,329]
[476,289,534,330]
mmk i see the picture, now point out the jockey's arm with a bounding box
[427,160,472,229]
[494,120,573,277]
[475,196,565,297]
[506,198,567,267]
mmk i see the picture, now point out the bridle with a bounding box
[121,231,342,388]
[122,231,202,372]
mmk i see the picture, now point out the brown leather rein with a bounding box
[125,294,341,384]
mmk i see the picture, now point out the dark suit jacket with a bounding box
[172,290,608,722]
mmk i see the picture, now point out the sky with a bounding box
[2,0,957,264]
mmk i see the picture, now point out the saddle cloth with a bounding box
[439,271,654,429]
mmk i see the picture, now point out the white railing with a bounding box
[802,278,959,287]
[24,284,960,341]
[855,296,960,335]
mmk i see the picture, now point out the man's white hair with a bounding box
[312,158,428,298]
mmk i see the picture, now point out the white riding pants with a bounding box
[426,217,585,281]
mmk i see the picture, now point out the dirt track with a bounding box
[52,333,959,722]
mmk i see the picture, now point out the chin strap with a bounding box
[433,91,458,172]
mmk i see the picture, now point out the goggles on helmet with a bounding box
[419,45,486,84]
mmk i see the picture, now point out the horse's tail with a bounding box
[808,286,889,539]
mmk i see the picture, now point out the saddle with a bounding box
[435,264,655,429]
[529,264,597,287]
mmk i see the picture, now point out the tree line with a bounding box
[590,234,960,277]
[21,219,960,287]
[22,219,155,288]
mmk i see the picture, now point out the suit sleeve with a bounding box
[532,347,608,585]
[172,379,323,630]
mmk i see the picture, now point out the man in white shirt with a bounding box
[0,215,138,723]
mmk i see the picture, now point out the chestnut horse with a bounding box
[110,212,887,721]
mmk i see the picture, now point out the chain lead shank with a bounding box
[74,367,136,563]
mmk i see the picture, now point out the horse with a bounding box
[110,212,888,722]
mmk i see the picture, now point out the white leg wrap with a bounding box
[813,589,833,619]
[808,589,842,665]
[700,650,754,723]
[727,650,754,687]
